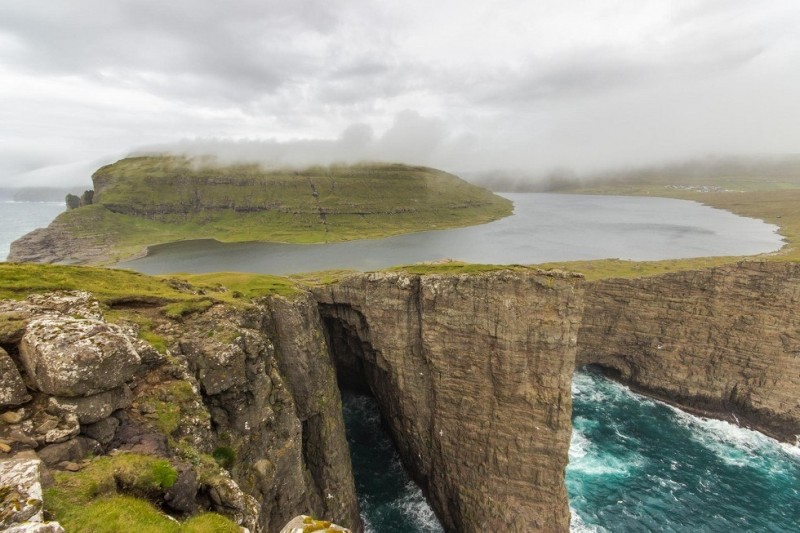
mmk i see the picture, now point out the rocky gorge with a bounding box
[1,260,798,532]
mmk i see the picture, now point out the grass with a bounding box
[51,495,240,533]
[52,156,512,264]
[140,380,207,436]
[45,454,178,516]
[0,263,304,307]
[387,261,539,276]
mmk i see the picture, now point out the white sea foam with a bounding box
[569,428,591,460]
[570,506,608,533]
[393,481,443,532]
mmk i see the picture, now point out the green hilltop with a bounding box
[16,156,512,265]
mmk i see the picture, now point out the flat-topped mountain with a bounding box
[9,156,512,265]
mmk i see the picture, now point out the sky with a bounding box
[1,1,800,186]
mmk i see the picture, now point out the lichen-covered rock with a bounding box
[48,385,133,424]
[81,416,120,445]
[4,522,66,532]
[206,473,259,532]
[280,515,350,532]
[0,458,45,526]
[19,317,140,397]
[0,347,30,407]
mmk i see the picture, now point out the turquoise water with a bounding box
[342,372,800,532]
[568,368,800,532]
[341,392,443,533]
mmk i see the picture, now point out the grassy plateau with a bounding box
[49,156,511,264]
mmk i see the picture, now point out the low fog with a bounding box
[1,1,799,187]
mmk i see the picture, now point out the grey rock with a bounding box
[280,515,350,533]
[0,458,45,527]
[48,386,132,424]
[4,522,66,532]
[43,414,80,444]
[37,437,100,467]
[0,347,30,407]
[19,317,140,397]
[164,463,198,514]
[81,416,120,445]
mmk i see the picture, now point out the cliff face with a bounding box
[0,291,361,532]
[313,270,584,533]
[578,260,800,442]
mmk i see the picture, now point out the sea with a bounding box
[2,199,798,532]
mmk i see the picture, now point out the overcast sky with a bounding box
[2,1,800,186]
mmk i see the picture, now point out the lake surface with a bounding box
[118,193,783,274]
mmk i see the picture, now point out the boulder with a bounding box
[48,386,132,424]
[163,463,198,514]
[0,347,30,407]
[0,458,45,527]
[81,416,120,445]
[19,317,140,397]
[280,515,350,533]
[37,437,100,467]
[0,309,31,344]
[5,522,66,532]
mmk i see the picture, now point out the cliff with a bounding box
[578,260,800,442]
[313,269,584,532]
[9,156,512,265]
[0,288,361,532]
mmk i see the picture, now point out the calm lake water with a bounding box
[118,193,783,274]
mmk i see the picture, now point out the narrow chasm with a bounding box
[319,306,444,533]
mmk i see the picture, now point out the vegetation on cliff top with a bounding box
[44,155,511,264]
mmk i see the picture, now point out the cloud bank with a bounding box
[1,1,799,185]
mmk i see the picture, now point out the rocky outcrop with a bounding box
[313,270,584,533]
[0,290,361,532]
[7,220,113,264]
[0,457,65,532]
[578,260,800,442]
[280,515,350,532]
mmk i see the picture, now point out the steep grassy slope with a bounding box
[10,156,511,265]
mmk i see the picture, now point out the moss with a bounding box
[211,446,235,469]
[162,299,214,319]
[140,381,206,436]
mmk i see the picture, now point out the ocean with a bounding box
[0,201,64,260]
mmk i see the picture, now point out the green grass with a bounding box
[53,156,512,264]
[51,495,240,533]
[45,454,178,516]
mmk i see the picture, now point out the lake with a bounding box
[118,193,783,274]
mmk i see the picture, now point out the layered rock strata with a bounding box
[313,270,584,532]
[578,260,800,442]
